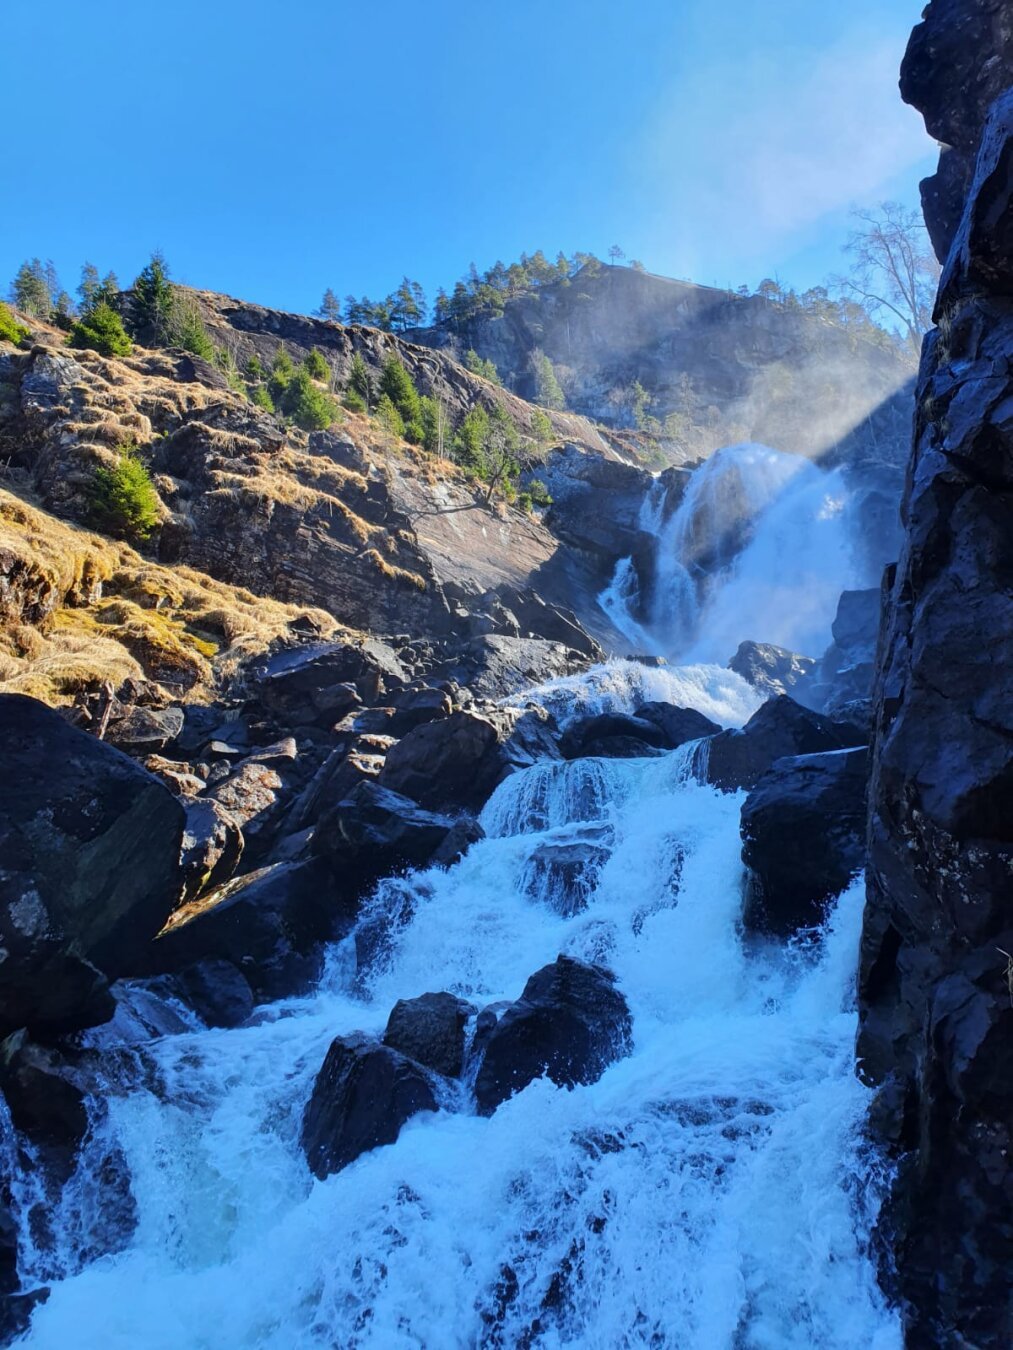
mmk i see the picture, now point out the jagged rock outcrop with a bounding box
[728,640,815,700]
[860,18,1013,1344]
[900,0,1013,259]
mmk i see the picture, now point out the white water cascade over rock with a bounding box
[6,645,899,1347]
[601,443,878,663]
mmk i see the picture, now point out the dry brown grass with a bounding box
[0,486,344,706]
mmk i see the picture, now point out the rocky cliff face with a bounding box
[860,8,1013,1343]
[407,266,916,476]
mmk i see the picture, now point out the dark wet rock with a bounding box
[175,959,255,1028]
[632,701,722,749]
[283,743,383,834]
[808,589,881,715]
[379,710,500,810]
[727,641,815,700]
[0,694,185,1036]
[104,704,185,755]
[389,686,453,736]
[301,1034,438,1179]
[312,781,483,891]
[521,827,613,916]
[740,748,867,936]
[862,31,1013,1347]
[179,798,244,903]
[900,0,1013,259]
[252,640,404,724]
[703,696,865,792]
[147,856,346,1000]
[383,992,476,1078]
[559,712,668,760]
[473,956,633,1115]
[0,1032,88,1166]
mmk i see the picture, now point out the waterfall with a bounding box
[602,443,876,663]
[12,707,899,1347]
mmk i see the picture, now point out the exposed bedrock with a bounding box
[860,40,1013,1345]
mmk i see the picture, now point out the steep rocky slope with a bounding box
[407,265,916,474]
[0,313,642,654]
[860,5,1013,1344]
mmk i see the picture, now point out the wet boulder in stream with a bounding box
[473,956,633,1115]
[703,695,865,792]
[301,1034,438,1179]
[383,992,476,1078]
[740,748,868,936]
[311,780,484,890]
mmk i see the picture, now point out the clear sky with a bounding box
[2,0,936,317]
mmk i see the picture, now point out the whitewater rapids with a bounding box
[9,669,900,1349]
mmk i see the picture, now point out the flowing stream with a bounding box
[10,666,898,1348]
[8,442,899,1347]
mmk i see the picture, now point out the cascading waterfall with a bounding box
[9,661,899,1349]
[601,443,876,662]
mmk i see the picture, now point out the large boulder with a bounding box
[473,956,632,1115]
[311,781,483,892]
[146,856,346,1000]
[104,704,185,756]
[301,1034,438,1179]
[559,712,668,760]
[633,701,722,748]
[0,694,185,1034]
[383,992,476,1078]
[380,703,561,811]
[727,641,815,700]
[740,748,868,936]
[251,640,404,725]
[702,695,864,792]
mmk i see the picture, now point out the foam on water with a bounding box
[13,726,899,1349]
[511,657,763,729]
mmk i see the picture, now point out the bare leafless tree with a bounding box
[836,202,940,352]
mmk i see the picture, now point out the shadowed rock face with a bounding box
[861,19,1013,1344]
[901,0,1013,259]
[0,695,185,1035]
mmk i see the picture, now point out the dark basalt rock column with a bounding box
[860,20,1013,1342]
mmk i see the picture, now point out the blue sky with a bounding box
[2,0,935,317]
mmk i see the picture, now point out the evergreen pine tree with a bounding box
[68,302,133,356]
[132,251,174,338]
[10,260,52,318]
[379,355,421,426]
[78,263,101,314]
[532,350,565,410]
[316,289,342,322]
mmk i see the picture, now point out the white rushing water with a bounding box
[601,443,876,663]
[11,666,899,1349]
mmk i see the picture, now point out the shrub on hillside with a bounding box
[304,347,329,380]
[375,393,405,442]
[342,388,367,413]
[67,302,132,357]
[281,367,339,430]
[88,445,161,541]
[0,302,30,346]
